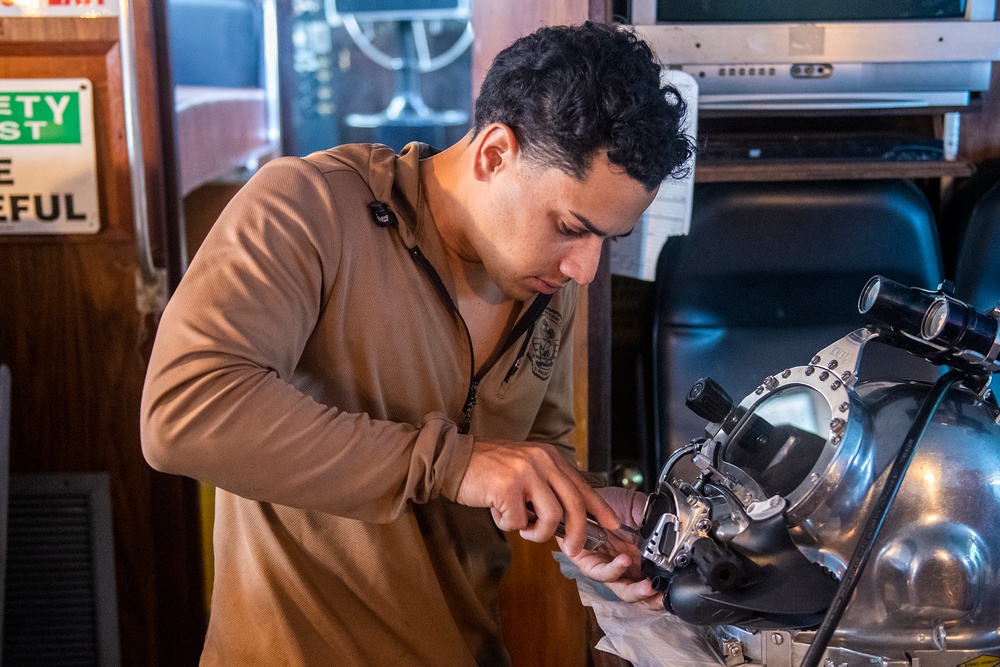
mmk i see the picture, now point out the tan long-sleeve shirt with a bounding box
[140,143,579,665]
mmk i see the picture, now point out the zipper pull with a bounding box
[504,326,535,384]
[460,379,479,434]
[504,355,525,384]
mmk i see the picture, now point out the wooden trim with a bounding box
[589,0,613,21]
[694,158,975,182]
[0,16,118,43]
[958,65,1000,165]
[586,607,633,666]
[471,0,607,98]
[570,283,590,468]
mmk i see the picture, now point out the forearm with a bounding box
[141,356,474,522]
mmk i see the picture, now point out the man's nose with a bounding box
[559,237,604,285]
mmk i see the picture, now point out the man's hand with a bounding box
[561,486,663,609]
[456,439,620,556]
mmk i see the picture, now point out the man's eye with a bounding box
[611,229,634,243]
[561,225,586,238]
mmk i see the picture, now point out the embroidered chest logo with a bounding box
[528,308,563,381]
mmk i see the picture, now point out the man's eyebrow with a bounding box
[571,212,633,239]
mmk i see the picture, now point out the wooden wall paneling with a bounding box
[498,535,589,667]
[960,0,1000,164]
[182,183,245,262]
[134,2,212,655]
[471,0,609,97]
[0,9,205,665]
[958,66,1000,165]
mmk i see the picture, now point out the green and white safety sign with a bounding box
[0,78,100,234]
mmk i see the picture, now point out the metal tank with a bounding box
[638,276,1000,667]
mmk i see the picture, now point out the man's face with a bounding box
[473,150,657,301]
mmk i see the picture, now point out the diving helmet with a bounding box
[638,276,1000,667]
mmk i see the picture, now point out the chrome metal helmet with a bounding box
[639,276,1000,667]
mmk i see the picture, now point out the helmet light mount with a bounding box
[858,275,1000,392]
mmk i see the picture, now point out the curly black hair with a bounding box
[473,21,694,191]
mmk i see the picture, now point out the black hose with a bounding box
[798,369,965,667]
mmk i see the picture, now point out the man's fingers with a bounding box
[629,491,648,528]
[520,493,562,543]
[512,446,597,554]
[569,550,661,604]
[490,495,531,532]
[552,492,590,555]
[574,551,632,581]
[606,578,659,604]
[581,487,621,531]
[555,461,619,531]
[636,593,666,611]
[459,439,623,552]
[544,460,619,554]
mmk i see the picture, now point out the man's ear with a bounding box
[472,123,519,182]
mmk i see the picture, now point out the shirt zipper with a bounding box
[405,244,551,435]
[460,379,480,434]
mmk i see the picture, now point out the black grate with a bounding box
[3,475,119,666]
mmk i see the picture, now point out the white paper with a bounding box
[554,552,724,667]
[611,69,698,281]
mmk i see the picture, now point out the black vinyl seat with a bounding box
[954,179,1000,312]
[651,180,944,476]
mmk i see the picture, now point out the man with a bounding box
[141,20,693,665]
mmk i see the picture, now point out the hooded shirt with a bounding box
[140,142,580,665]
